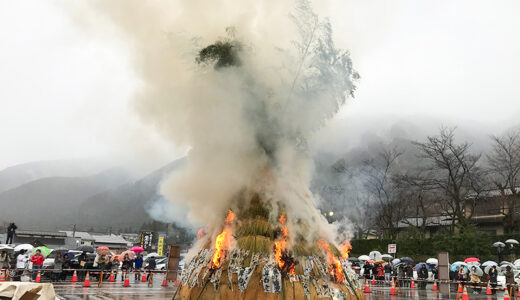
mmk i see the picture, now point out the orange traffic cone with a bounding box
[461,286,469,300]
[71,270,78,282]
[458,283,463,293]
[35,270,41,283]
[390,279,397,295]
[364,279,370,293]
[161,276,168,287]
[123,271,130,287]
[486,282,492,295]
[109,270,115,282]
[504,287,510,300]
[410,279,416,288]
[141,271,147,282]
[433,281,438,291]
[83,272,91,287]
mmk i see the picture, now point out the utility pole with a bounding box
[72,224,76,238]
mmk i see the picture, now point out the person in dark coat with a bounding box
[121,253,133,282]
[77,251,89,281]
[488,265,498,295]
[384,263,393,283]
[405,264,413,287]
[6,223,17,244]
[498,246,504,262]
[505,266,515,296]
[418,265,429,289]
[146,256,156,281]
[363,262,372,280]
[134,253,144,280]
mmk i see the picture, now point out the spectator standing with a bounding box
[384,263,392,283]
[146,256,156,281]
[77,251,88,281]
[14,250,28,281]
[497,246,504,262]
[5,223,17,244]
[405,264,413,287]
[418,265,428,289]
[0,251,11,269]
[121,253,132,282]
[505,266,515,296]
[134,253,143,280]
[30,249,44,281]
[488,265,498,295]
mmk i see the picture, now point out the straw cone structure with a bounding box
[176,198,363,300]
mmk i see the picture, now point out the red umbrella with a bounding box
[130,246,144,253]
[464,257,480,263]
[96,246,110,251]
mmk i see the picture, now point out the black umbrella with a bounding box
[76,245,95,253]
[400,257,415,264]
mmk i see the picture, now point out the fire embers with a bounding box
[339,240,352,259]
[317,240,345,284]
[273,212,296,275]
[211,210,236,269]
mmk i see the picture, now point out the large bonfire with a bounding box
[103,0,363,298]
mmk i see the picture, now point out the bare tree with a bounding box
[413,127,483,232]
[363,148,407,239]
[487,129,520,231]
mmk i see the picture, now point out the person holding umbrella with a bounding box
[14,249,28,281]
[134,253,144,281]
[146,256,156,282]
[121,253,133,282]
[30,249,44,281]
[488,265,498,295]
[77,251,89,281]
[505,265,515,296]
[469,266,481,294]
[418,265,428,289]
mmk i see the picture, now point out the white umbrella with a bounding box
[514,259,520,268]
[506,239,519,245]
[453,261,467,266]
[493,242,506,247]
[369,251,382,261]
[484,264,499,274]
[500,262,516,271]
[426,258,438,265]
[146,252,160,257]
[0,245,14,250]
[392,258,401,265]
[482,261,498,267]
[381,254,393,260]
[358,255,370,261]
[14,244,34,252]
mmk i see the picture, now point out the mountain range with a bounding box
[0,158,185,232]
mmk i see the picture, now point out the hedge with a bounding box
[350,227,520,262]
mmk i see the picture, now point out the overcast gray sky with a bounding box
[1,0,519,171]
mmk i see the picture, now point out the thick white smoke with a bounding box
[84,0,357,245]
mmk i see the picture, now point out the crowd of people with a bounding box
[0,249,158,283]
[360,261,438,290]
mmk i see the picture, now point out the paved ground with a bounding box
[365,284,508,299]
[54,275,176,300]
[52,278,509,299]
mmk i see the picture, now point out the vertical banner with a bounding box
[157,236,165,256]
[140,231,154,251]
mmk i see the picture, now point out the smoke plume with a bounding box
[86,0,357,245]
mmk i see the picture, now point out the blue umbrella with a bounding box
[415,262,430,271]
[450,262,468,272]
[64,252,75,259]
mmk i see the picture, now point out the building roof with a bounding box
[16,230,67,238]
[59,231,95,240]
[467,187,520,199]
[397,216,452,228]
[91,234,131,246]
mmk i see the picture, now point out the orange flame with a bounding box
[211,210,235,268]
[274,212,295,274]
[317,240,345,283]
[339,240,352,259]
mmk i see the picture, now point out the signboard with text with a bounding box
[388,244,397,254]
[157,236,164,256]
[140,231,154,251]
